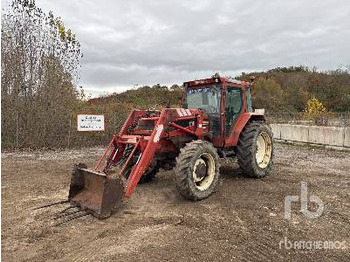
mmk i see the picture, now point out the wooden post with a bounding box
[16,111,19,148]
[67,113,72,147]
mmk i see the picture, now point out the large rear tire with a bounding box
[236,121,274,178]
[175,140,220,200]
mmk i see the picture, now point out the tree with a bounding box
[303,97,327,119]
[282,73,309,111]
[1,0,82,148]
[251,78,283,111]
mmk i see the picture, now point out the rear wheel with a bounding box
[236,121,273,178]
[175,140,220,200]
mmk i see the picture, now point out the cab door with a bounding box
[225,87,243,138]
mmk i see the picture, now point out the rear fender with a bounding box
[224,113,265,147]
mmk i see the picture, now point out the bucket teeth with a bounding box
[54,209,85,220]
[33,200,69,210]
[54,211,90,226]
[59,205,76,214]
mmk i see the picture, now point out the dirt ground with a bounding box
[1,143,349,261]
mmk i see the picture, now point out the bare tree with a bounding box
[1,0,82,148]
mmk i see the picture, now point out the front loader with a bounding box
[68,75,274,218]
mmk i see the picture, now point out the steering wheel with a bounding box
[206,105,218,114]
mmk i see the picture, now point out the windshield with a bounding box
[186,86,221,114]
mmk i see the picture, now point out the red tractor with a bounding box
[69,75,274,218]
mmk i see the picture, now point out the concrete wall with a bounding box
[270,124,350,148]
[345,128,350,148]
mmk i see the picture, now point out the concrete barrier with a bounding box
[323,126,344,147]
[345,127,350,148]
[270,124,349,149]
[277,124,309,143]
[280,124,292,141]
[308,126,323,145]
[291,125,309,142]
[307,126,344,147]
[270,124,281,140]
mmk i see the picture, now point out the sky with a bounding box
[2,0,350,97]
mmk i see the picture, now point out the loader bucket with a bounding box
[68,165,124,219]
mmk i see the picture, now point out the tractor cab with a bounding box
[183,76,254,145]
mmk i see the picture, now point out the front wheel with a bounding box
[175,140,220,200]
[236,121,274,178]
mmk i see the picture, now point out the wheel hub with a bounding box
[192,154,215,191]
[255,131,272,169]
[194,162,207,181]
[193,159,206,182]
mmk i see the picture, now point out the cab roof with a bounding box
[184,76,251,89]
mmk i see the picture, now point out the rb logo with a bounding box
[284,182,324,219]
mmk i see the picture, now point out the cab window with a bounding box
[225,88,242,137]
[246,88,253,112]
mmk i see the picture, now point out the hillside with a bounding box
[2,67,349,149]
[88,66,350,113]
[238,66,350,112]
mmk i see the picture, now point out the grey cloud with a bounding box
[3,0,350,96]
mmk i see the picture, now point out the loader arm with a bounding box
[68,108,205,218]
[111,108,206,199]
[124,110,168,198]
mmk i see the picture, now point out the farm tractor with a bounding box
[68,76,274,218]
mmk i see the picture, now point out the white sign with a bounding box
[254,108,265,114]
[77,114,105,131]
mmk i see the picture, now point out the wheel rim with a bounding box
[192,153,215,191]
[255,132,272,169]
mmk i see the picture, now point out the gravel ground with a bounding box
[1,143,349,261]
